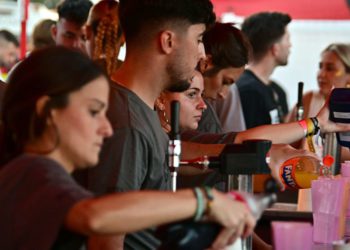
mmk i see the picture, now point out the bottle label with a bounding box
[280,159,302,189]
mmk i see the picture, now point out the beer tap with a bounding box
[168,101,181,192]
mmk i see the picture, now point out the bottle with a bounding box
[280,155,334,189]
[156,191,277,250]
[228,191,277,219]
[341,161,350,240]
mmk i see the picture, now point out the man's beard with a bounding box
[165,62,191,92]
[166,79,190,92]
[277,55,289,66]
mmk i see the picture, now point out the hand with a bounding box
[316,96,350,133]
[206,189,256,249]
[268,144,319,191]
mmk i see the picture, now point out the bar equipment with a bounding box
[168,101,181,192]
[160,140,273,250]
[296,81,304,121]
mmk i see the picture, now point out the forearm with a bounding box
[65,189,196,235]
[181,141,225,159]
[235,122,305,144]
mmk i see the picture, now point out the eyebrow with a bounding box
[88,98,106,108]
[64,31,78,37]
[187,87,200,91]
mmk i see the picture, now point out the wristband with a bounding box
[310,117,320,135]
[298,119,308,137]
[306,118,316,153]
[306,118,315,137]
[193,187,205,221]
[203,186,214,216]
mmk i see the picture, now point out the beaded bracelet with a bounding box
[193,187,205,221]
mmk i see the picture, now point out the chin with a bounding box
[77,157,99,169]
[192,124,199,130]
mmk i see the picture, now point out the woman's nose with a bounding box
[100,116,113,138]
[197,97,207,110]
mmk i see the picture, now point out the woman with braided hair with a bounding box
[85,0,124,76]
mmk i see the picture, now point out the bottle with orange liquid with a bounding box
[280,155,334,189]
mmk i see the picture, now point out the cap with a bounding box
[322,155,334,167]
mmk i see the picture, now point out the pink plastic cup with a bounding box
[272,221,313,250]
[311,178,349,243]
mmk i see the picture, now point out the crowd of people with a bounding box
[0,0,350,249]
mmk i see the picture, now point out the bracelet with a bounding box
[193,187,205,221]
[203,186,214,216]
[306,118,316,153]
[298,119,308,137]
[310,117,320,135]
[306,118,315,137]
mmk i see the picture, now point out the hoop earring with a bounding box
[155,97,171,133]
[162,109,170,125]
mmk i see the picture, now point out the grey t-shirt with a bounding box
[81,82,171,249]
[0,154,92,250]
[206,84,246,133]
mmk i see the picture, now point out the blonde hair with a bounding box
[324,43,350,73]
[87,0,123,76]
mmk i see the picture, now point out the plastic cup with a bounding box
[272,221,313,250]
[311,178,348,243]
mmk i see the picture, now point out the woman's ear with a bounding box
[35,96,54,126]
[36,96,50,116]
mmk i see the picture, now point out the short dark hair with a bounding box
[32,19,56,49]
[0,30,19,47]
[242,12,291,61]
[118,0,216,45]
[203,22,250,72]
[1,46,106,165]
[57,0,93,26]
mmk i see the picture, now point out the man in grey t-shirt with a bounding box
[80,0,216,249]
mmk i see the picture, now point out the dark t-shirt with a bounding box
[0,154,92,250]
[84,82,171,193]
[237,69,280,128]
[79,82,170,250]
[269,80,289,121]
[0,80,6,114]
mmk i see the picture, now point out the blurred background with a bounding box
[0,0,349,108]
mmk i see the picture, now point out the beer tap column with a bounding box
[296,81,304,121]
[168,101,181,192]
